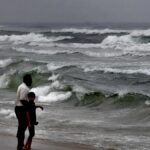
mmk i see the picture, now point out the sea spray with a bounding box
[0,74,9,88]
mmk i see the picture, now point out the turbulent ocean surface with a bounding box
[1,24,150,149]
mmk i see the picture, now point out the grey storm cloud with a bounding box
[0,0,150,23]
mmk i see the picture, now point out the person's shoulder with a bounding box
[18,83,29,90]
[17,83,24,90]
[22,83,29,89]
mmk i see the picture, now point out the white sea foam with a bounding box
[83,50,127,58]
[103,68,150,75]
[31,86,51,97]
[131,29,150,37]
[51,28,129,34]
[70,43,102,48]
[47,62,69,71]
[99,34,150,56]
[29,42,103,49]
[145,100,150,106]
[0,109,15,119]
[0,33,72,45]
[31,77,71,103]
[0,58,13,68]
[38,91,72,103]
[14,47,73,55]
[31,81,64,98]
[48,74,60,81]
[50,80,64,89]
[83,66,150,76]
[117,89,130,97]
[101,35,135,49]
[72,85,90,93]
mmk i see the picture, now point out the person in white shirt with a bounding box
[15,74,32,150]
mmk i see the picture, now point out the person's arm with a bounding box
[20,100,29,107]
[26,111,32,128]
[36,105,44,110]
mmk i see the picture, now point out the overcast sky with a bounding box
[0,0,150,23]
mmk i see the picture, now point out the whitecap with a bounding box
[0,58,13,68]
[38,91,72,103]
[0,33,72,45]
[0,109,15,119]
[48,74,60,81]
[51,28,129,34]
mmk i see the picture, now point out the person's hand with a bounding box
[37,106,44,110]
[39,106,44,111]
[28,124,32,128]
[34,122,39,125]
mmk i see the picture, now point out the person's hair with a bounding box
[23,74,32,87]
[28,92,36,98]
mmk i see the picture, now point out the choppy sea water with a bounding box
[0,25,150,149]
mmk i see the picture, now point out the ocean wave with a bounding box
[51,28,129,34]
[14,47,74,55]
[7,70,50,90]
[31,84,72,103]
[46,61,150,76]
[131,29,150,37]
[0,58,13,68]
[83,67,150,76]
[113,93,149,107]
[28,33,150,54]
[14,75,150,106]
[83,50,127,58]
[0,30,28,36]
[0,74,9,88]
[37,91,72,103]
[99,34,150,56]
[73,90,150,107]
[100,35,135,49]
[0,33,72,45]
[48,74,60,82]
[14,46,127,58]
[28,42,103,49]
[47,62,74,71]
[1,28,150,52]
[0,109,15,119]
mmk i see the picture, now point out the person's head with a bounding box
[23,74,32,87]
[28,92,36,102]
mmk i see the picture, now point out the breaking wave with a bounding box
[1,28,150,55]
[82,67,150,76]
[51,28,129,34]
[1,68,150,106]
[36,91,72,103]
[14,47,73,55]
[0,74,9,88]
[0,33,72,45]
[0,109,15,119]
[0,58,13,68]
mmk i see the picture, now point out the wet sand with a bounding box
[0,134,114,150]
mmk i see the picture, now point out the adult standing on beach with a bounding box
[15,74,32,150]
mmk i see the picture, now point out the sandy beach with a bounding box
[0,134,114,150]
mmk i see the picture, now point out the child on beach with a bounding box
[23,92,43,150]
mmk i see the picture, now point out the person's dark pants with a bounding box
[15,106,27,150]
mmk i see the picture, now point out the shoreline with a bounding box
[0,133,115,150]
